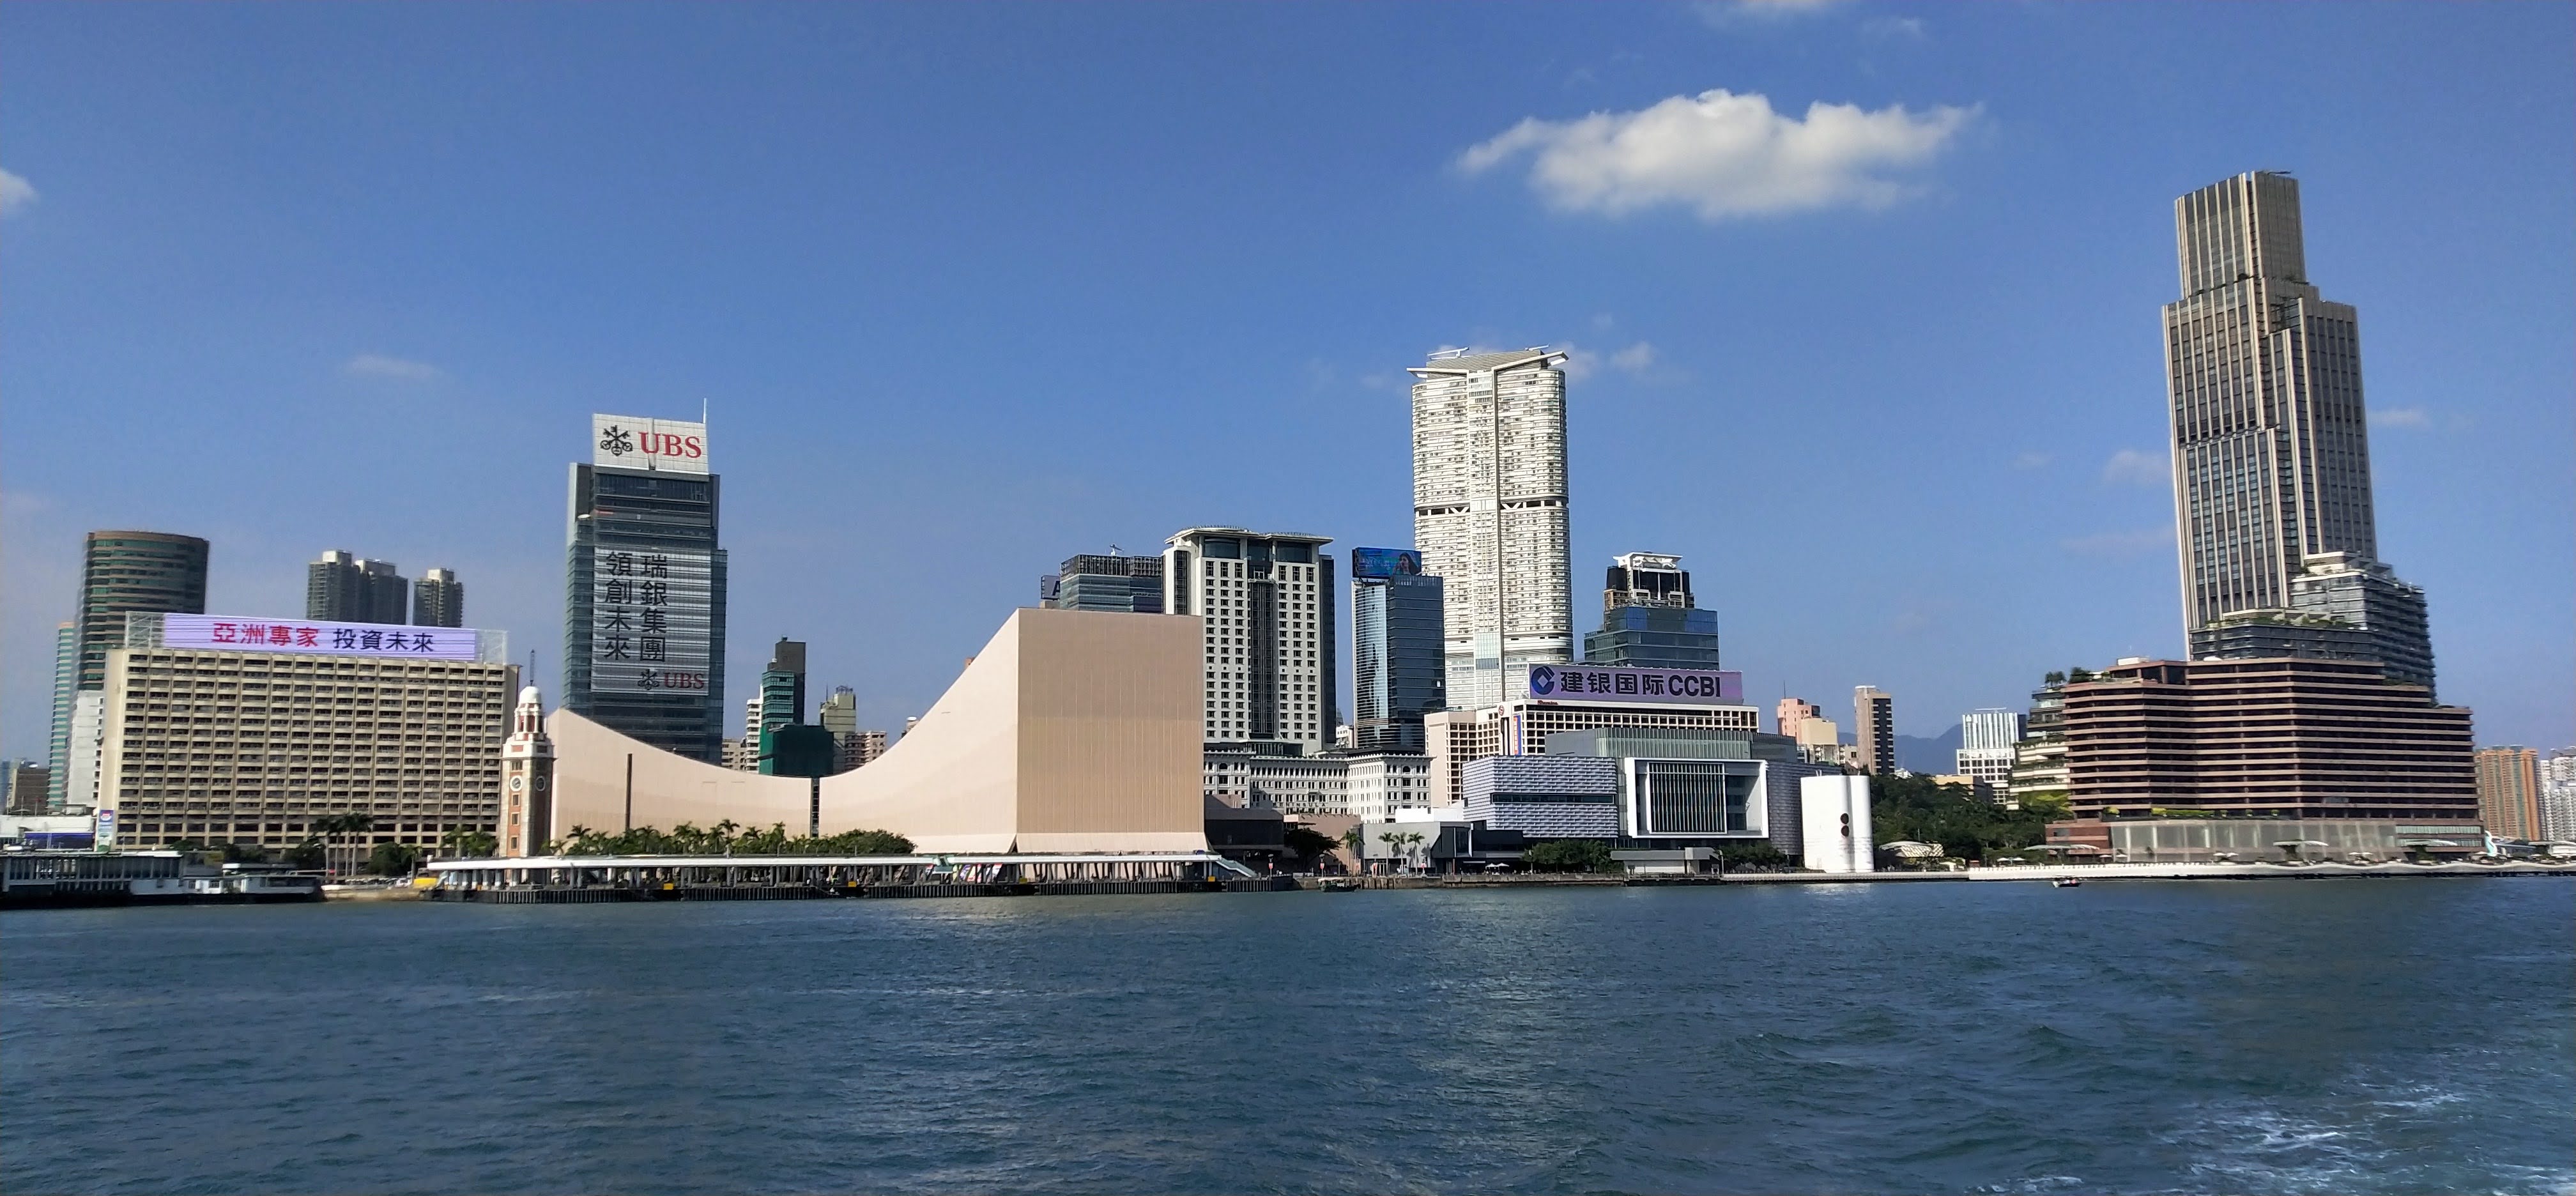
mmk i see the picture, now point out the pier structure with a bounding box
[427,851,1283,901]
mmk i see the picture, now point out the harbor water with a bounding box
[4,878,2569,1194]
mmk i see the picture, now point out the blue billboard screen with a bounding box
[1351,548,1423,579]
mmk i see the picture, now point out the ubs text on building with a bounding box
[566,413,728,762]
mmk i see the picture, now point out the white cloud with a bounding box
[1694,0,1839,27]
[344,353,442,381]
[2012,451,2053,470]
[2369,406,2430,429]
[1610,342,1658,372]
[2100,448,2167,486]
[0,168,36,217]
[2060,526,2174,558]
[1862,15,1928,39]
[1459,88,1977,221]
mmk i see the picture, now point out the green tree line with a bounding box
[554,821,913,856]
[1870,773,2068,862]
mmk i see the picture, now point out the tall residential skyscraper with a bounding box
[47,622,75,809]
[306,551,411,624]
[565,413,726,763]
[1351,549,1445,753]
[1164,527,1336,753]
[2474,746,2543,841]
[1408,347,1572,709]
[1047,553,1165,613]
[75,530,209,693]
[1583,552,1722,670]
[1956,709,2022,800]
[413,568,466,627]
[1853,686,1894,776]
[2541,750,2576,842]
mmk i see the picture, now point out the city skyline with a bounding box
[4,4,2570,755]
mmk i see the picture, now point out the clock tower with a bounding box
[500,685,556,857]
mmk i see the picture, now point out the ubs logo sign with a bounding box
[591,414,710,475]
[1528,665,1560,696]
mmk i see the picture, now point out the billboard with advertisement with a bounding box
[161,615,482,661]
[1524,663,1744,705]
[592,413,709,475]
[93,808,116,852]
[587,547,714,695]
[1350,548,1423,579]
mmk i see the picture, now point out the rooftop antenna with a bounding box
[1109,544,1124,556]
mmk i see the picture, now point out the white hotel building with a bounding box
[1409,348,1573,710]
[1163,528,1335,755]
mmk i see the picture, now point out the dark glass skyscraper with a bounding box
[565,450,727,764]
[1582,553,1722,670]
[1046,553,1164,613]
[75,530,209,690]
[1353,564,1445,753]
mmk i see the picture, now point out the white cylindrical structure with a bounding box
[1800,774,1875,873]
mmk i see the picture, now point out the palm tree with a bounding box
[1381,831,1427,874]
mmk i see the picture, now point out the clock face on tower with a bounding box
[509,775,526,793]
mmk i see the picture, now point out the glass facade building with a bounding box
[564,464,728,763]
[1353,571,1445,753]
[1582,553,1722,670]
[75,530,210,693]
[1047,554,1164,613]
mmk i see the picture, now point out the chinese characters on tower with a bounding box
[590,547,712,694]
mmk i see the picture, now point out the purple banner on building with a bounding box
[1524,663,1743,705]
[162,615,480,661]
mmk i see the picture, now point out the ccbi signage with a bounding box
[1525,663,1744,705]
[592,413,709,475]
[163,615,481,661]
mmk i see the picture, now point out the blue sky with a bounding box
[5,2,2570,753]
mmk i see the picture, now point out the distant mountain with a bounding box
[1896,726,1963,774]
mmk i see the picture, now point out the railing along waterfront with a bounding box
[425,852,1282,901]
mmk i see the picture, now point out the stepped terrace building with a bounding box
[2059,657,2474,822]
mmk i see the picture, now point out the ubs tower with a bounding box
[565,414,728,763]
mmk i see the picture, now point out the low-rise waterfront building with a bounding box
[2048,816,2487,863]
[1424,664,1758,807]
[99,613,513,852]
[2060,657,2474,821]
[1346,751,1433,822]
[1204,746,1350,815]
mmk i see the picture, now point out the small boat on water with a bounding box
[2052,876,2082,888]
